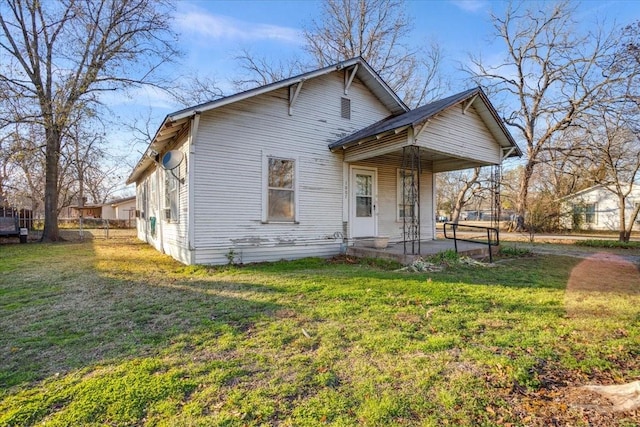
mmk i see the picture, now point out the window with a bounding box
[397,169,417,220]
[138,180,147,219]
[165,169,179,222]
[584,203,596,224]
[149,172,157,211]
[572,202,596,227]
[267,157,295,221]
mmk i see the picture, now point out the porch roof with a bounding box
[328,87,522,158]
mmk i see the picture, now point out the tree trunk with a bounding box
[450,168,481,223]
[624,201,640,243]
[515,161,535,232]
[42,129,61,242]
[618,195,628,243]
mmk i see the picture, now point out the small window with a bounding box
[267,157,295,221]
[341,97,351,119]
[397,169,417,220]
[165,169,180,222]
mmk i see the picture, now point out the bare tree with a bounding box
[303,0,446,106]
[0,0,179,241]
[581,105,640,242]
[233,48,306,91]
[436,168,490,223]
[2,124,46,214]
[233,0,447,106]
[171,73,225,107]
[467,1,640,230]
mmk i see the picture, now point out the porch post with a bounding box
[491,164,501,230]
[402,145,421,255]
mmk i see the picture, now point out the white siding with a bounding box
[416,105,501,165]
[134,137,192,264]
[113,200,136,221]
[350,156,434,242]
[192,73,392,264]
[161,138,191,264]
[563,187,640,231]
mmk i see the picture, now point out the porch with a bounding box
[347,238,496,265]
[330,87,521,256]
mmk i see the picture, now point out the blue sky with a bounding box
[110,0,640,192]
[116,0,640,115]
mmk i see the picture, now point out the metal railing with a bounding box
[443,222,499,262]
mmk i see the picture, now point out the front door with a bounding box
[351,167,377,237]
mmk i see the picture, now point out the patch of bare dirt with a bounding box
[486,250,640,425]
[487,357,640,426]
[566,252,640,294]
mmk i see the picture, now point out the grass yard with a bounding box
[0,238,639,426]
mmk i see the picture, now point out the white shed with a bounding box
[126,57,520,265]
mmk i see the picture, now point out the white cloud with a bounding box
[175,9,301,44]
[450,0,488,13]
[100,85,178,111]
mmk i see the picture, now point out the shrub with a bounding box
[575,239,640,249]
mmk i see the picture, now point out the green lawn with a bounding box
[0,239,638,426]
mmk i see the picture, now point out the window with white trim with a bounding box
[266,157,296,222]
[397,169,417,220]
[138,180,147,219]
[165,168,179,222]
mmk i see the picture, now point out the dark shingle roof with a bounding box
[329,87,519,155]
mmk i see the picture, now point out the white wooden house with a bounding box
[126,57,520,265]
[561,184,640,231]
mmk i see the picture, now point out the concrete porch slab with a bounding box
[347,239,496,265]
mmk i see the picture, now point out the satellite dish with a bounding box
[161,150,183,170]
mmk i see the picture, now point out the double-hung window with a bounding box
[165,169,180,222]
[266,156,296,222]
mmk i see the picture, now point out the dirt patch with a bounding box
[566,252,640,295]
[498,249,640,425]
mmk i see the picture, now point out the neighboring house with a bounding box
[101,196,137,222]
[67,196,136,221]
[67,204,103,219]
[126,57,520,265]
[561,184,640,231]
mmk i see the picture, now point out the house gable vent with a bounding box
[341,97,351,119]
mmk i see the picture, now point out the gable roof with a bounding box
[328,87,522,157]
[126,57,408,184]
[169,56,408,122]
[559,183,640,201]
[106,195,136,206]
